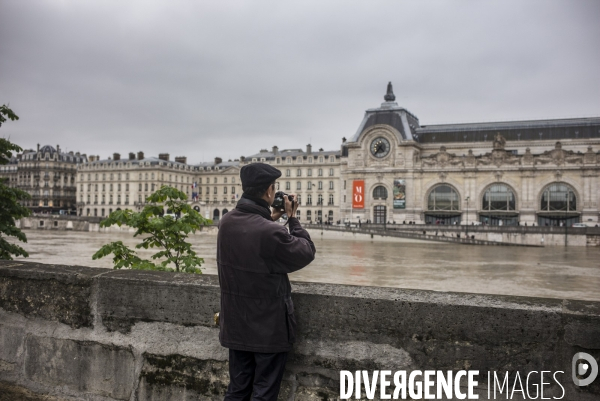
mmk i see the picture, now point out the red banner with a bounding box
[352,180,365,209]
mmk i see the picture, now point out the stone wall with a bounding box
[0,261,599,400]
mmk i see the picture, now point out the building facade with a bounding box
[239,145,342,224]
[74,83,600,227]
[0,144,87,214]
[339,83,600,226]
[77,152,241,221]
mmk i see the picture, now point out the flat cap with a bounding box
[240,163,281,190]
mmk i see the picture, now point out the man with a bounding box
[217,163,316,401]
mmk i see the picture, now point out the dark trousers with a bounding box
[224,349,288,401]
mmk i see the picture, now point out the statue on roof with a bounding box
[384,82,396,102]
[493,133,506,150]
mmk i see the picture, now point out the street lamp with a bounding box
[466,196,470,239]
[565,192,568,247]
[319,196,323,236]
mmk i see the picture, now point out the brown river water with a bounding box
[12,229,600,301]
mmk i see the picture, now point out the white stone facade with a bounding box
[75,86,600,227]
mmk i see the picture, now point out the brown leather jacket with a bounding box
[217,197,316,353]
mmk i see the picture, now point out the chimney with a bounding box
[214,157,222,165]
[272,146,279,154]
[240,156,246,162]
[175,156,187,164]
[88,155,95,162]
[113,153,121,161]
[129,152,135,160]
[306,144,312,154]
[158,153,170,161]
[342,137,347,143]
[319,148,323,152]
[56,145,60,154]
[37,144,40,152]
[137,151,144,160]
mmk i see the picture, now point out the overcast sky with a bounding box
[1,0,599,163]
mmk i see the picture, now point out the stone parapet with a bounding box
[0,260,599,400]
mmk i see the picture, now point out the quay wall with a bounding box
[316,225,600,247]
[16,216,600,246]
[1,261,599,400]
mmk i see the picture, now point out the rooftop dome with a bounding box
[351,82,420,143]
[39,145,56,154]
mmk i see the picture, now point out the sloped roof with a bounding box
[415,117,600,143]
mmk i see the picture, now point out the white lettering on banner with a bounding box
[354,185,363,203]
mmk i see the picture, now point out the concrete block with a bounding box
[24,336,135,400]
[0,261,106,328]
[291,284,564,372]
[136,353,228,400]
[97,270,220,333]
[0,324,25,363]
[0,381,66,401]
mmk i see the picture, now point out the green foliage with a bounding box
[92,185,212,273]
[0,105,31,260]
[0,104,19,128]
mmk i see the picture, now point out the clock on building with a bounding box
[370,137,391,158]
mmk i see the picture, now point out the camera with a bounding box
[271,191,294,211]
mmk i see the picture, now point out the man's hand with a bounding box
[271,194,299,221]
[271,208,285,221]
[284,193,299,219]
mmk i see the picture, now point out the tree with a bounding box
[92,185,212,273]
[0,104,31,260]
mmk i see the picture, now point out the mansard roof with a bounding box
[352,83,600,145]
[245,148,341,161]
[415,117,600,143]
[22,145,87,163]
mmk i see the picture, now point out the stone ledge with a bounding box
[1,261,599,400]
[0,261,107,328]
[97,269,220,333]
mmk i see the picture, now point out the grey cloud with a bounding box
[0,0,598,161]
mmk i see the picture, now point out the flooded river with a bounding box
[13,229,600,301]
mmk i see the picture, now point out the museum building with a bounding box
[338,83,600,226]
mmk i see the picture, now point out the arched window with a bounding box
[540,183,576,211]
[428,185,460,211]
[213,209,220,222]
[482,184,516,211]
[373,186,388,199]
[222,209,229,215]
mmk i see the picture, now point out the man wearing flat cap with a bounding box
[217,162,316,401]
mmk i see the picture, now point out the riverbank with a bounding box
[9,230,600,302]
[17,216,600,246]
